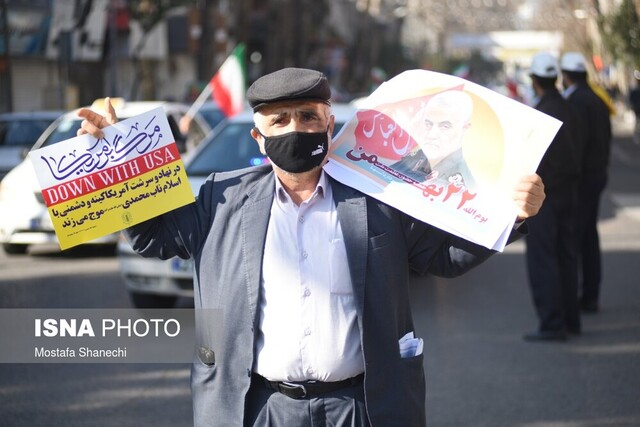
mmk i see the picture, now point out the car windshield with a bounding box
[199,107,226,130]
[186,122,265,176]
[0,119,55,146]
[39,118,82,149]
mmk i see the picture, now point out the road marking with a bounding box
[0,258,118,282]
[610,194,640,222]
[503,238,640,254]
[504,193,640,254]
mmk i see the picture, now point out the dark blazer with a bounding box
[126,164,523,426]
[565,82,612,174]
[535,89,581,189]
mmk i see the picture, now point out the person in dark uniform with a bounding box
[561,52,612,314]
[523,52,582,341]
[629,70,640,144]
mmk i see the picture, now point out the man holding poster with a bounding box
[78,68,545,426]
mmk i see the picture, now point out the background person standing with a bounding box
[560,52,612,314]
[523,52,582,341]
[629,69,640,144]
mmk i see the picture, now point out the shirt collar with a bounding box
[562,83,578,99]
[274,170,328,204]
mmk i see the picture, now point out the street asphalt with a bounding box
[413,107,640,426]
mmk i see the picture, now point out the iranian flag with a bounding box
[209,43,246,117]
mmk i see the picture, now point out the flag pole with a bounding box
[186,43,245,119]
[184,83,213,122]
[179,43,246,133]
[180,47,229,134]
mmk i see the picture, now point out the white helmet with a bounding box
[529,52,559,78]
[560,52,587,72]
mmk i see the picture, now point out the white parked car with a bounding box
[118,104,357,308]
[0,99,211,255]
[0,111,62,181]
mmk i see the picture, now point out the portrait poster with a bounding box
[325,70,562,251]
[29,107,194,249]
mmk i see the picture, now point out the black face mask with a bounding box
[257,127,329,173]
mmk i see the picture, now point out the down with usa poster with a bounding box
[29,107,194,250]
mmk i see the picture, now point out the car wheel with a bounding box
[2,243,28,255]
[129,291,178,309]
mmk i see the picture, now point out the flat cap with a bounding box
[247,68,331,112]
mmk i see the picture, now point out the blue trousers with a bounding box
[525,182,580,332]
[577,171,608,306]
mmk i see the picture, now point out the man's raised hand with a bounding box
[76,97,118,139]
[513,174,545,221]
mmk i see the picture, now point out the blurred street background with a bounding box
[1,0,639,111]
[1,0,640,426]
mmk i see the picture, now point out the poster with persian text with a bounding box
[29,107,194,249]
[325,70,562,251]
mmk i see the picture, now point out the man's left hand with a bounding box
[512,174,545,221]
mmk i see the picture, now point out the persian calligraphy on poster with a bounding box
[29,107,195,249]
